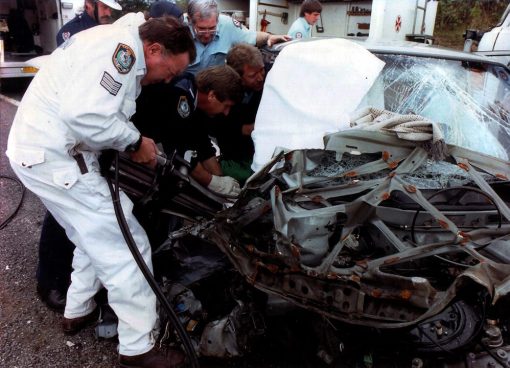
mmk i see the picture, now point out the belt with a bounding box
[72,153,89,174]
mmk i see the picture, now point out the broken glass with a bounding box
[358,55,510,160]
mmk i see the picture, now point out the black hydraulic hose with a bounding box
[106,152,199,368]
[0,175,26,230]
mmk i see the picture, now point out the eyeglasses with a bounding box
[193,25,217,35]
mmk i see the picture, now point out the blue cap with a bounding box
[149,1,183,19]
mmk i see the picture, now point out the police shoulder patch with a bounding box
[295,32,303,39]
[177,96,190,118]
[232,18,242,28]
[112,43,136,74]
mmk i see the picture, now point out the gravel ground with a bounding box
[0,98,119,368]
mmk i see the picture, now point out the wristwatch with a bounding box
[125,135,143,152]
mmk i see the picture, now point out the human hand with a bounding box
[207,175,241,197]
[268,34,291,47]
[129,136,158,168]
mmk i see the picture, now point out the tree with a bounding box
[118,0,149,14]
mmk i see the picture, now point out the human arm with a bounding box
[58,28,143,153]
[128,136,158,167]
[190,159,240,197]
[255,32,291,47]
[189,155,223,187]
[241,123,254,136]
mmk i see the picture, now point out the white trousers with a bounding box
[10,158,156,356]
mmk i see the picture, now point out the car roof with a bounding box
[271,37,510,69]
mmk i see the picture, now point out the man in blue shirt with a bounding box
[56,0,121,46]
[287,0,322,39]
[185,0,290,75]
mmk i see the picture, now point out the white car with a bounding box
[151,39,510,367]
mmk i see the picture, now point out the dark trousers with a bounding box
[37,211,75,293]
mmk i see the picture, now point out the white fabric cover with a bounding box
[251,39,385,172]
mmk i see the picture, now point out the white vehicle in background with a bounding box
[474,3,510,66]
[0,0,83,79]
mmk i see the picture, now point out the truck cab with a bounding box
[476,3,510,66]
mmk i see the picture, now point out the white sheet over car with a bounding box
[251,39,385,172]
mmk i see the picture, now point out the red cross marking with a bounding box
[395,15,402,32]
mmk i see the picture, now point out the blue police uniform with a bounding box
[186,14,256,75]
[56,11,97,47]
[287,17,311,39]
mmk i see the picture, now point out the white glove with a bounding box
[208,175,241,197]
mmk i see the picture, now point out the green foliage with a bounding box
[436,0,508,31]
[118,0,149,14]
[174,0,188,12]
[434,0,508,49]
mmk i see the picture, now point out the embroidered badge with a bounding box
[100,71,123,96]
[232,18,242,28]
[112,43,136,74]
[295,32,303,39]
[177,96,190,118]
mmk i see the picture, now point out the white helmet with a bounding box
[97,0,122,11]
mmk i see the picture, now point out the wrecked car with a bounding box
[149,40,510,367]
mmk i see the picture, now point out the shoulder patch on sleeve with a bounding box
[295,32,303,39]
[177,96,191,118]
[112,43,136,74]
[232,18,242,28]
[100,71,123,96]
[62,32,71,42]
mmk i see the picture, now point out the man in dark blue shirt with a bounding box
[56,0,121,46]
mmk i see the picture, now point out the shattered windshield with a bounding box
[359,54,510,160]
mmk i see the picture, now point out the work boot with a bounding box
[62,307,100,335]
[119,347,185,368]
[37,284,66,313]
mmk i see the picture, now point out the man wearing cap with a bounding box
[56,0,121,46]
[186,0,291,75]
[146,0,183,21]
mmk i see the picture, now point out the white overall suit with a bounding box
[6,14,157,356]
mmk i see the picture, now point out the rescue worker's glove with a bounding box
[208,175,241,197]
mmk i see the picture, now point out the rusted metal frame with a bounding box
[272,147,460,277]
[359,267,437,309]
[227,198,272,228]
[455,156,510,222]
[297,149,427,274]
[245,150,286,187]
[285,158,395,190]
[271,186,348,231]
[449,145,510,178]
[324,130,416,160]
[293,178,384,202]
[389,175,461,238]
[369,218,413,252]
